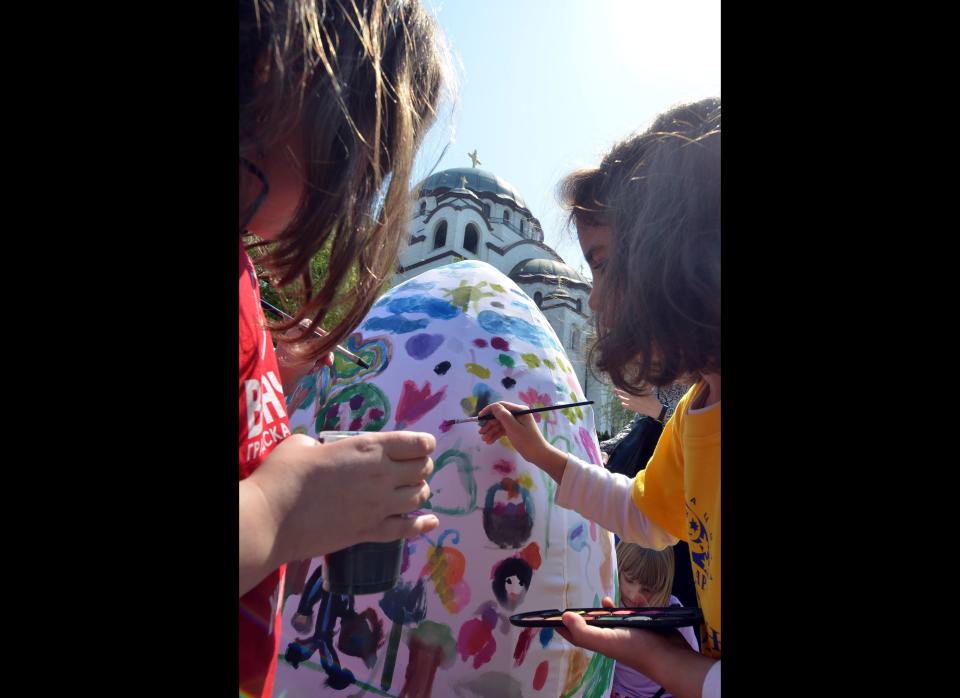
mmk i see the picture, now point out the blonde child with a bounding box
[612,543,698,698]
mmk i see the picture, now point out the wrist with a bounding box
[247,460,297,568]
[239,476,285,594]
[541,443,568,484]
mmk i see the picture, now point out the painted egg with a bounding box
[276,261,617,698]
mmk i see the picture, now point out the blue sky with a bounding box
[412,0,721,278]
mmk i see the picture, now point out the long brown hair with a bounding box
[240,0,448,357]
[559,98,720,390]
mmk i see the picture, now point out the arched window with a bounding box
[419,201,426,215]
[576,298,582,313]
[503,209,511,224]
[482,203,491,218]
[571,328,580,352]
[464,223,479,255]
[520,218,525,234]
[433,220,447,249]
[534,291,542,307]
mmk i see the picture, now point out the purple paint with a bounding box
[491,337,509,351]
[405,333,445,360]
[349,394,365,410]
[473,338,488,348]
[396,380,447,429]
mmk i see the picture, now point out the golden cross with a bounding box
[468,149,482,168]
[459,175,468,189]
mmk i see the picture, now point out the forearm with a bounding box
[239,478,283,596]
[556,453,678,548]
[535,442,570,485]
[640,645,717,698]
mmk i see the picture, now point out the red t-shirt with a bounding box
[239,243,291,698]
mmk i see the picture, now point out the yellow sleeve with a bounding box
[630,384,697,541]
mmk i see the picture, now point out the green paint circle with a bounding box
[315,383,390,432]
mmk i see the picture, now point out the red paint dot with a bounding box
[473,338,488,347]
[492,459,514,474]
[491,337,509,351]
[533,660,549,691]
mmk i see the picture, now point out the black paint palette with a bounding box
[510,606,703,630]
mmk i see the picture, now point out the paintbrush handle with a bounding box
[260,299,370,369]
[476,400,594,423]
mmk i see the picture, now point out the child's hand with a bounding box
[477,401,568,483]
[614,388,663,420]
[241,431,440,594]
[558,596,715,698]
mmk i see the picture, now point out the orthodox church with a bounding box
[393,160,614,434]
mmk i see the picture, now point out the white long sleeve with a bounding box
[555,453,678,550]
[702,660,720,698]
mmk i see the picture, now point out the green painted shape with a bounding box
[315,382,390,432]
[424,449,477,515]
[498,353,515,368]
[521,353,541,368]
[465,363,491,379]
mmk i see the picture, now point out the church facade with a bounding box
[393,166,615,434]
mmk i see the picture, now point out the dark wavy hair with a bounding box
[559,98,720,390]
[240,0,448,357]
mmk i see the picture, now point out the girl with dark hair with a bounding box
[478,99,722,698]
[237,2,449,695]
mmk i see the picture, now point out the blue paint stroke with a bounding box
[539,627,555,648]
[363,315,429,334]
[387,296,460,319]
[405,333,445,360]
[477,310,561,351]
[391,279,436,294]
[568,523,588,552]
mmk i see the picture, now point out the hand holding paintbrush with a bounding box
[476,400,596,484]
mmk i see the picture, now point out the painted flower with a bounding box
[396,379,447,429]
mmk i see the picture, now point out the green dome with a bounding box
[420,167,527,208]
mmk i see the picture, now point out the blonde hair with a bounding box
[616,542,674,607]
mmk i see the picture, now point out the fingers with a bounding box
[601,596,616,608]
[380,431,436,461]
[370,513,440,542]
[558,611,611,655]
[391,456,434,487]
[388,481,432,514]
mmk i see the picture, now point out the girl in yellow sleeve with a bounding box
[478,98,721,698]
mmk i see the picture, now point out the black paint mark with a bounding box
[501,377,517,389]
[434,361,452,375]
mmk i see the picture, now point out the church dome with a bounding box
[508,258,589,286]
[419,167,527,209]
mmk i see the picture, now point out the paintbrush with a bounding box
[442,400,595,427]
[260,298,370,369]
